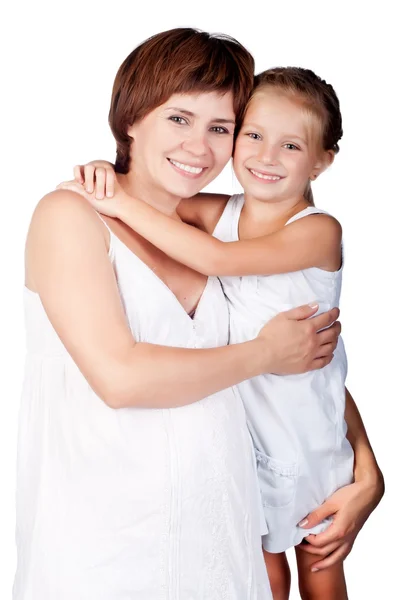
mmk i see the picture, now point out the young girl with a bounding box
[64,67,353,599]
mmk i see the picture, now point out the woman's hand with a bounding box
[73,160,116,199]
[297,470,384,571]
[56,179,126,218]
[257,304,341,375]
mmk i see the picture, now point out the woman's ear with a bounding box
[310,149,335,180]
[126,124,136,139]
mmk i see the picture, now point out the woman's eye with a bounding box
[283,143,300,150]
[211,126,229,134]
[169,116,187,125]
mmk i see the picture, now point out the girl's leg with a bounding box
[295,545,348,600]
[263,549,291,600]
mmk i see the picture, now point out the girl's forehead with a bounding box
[246,90,304,118]
[244,90,322,141]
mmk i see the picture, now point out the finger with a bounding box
[56,180,78,190]
[284,303,319,321]
[309,544,351,571]
[105,167,116,198]
[84,165,95,193]
[314,342,335,360]
[298,502,336,530]
[310,307,340,332]
[310,356,333,370]
[297,539,341,557]
[95,168,106,200]
[316,323,341,346]
[305,523,350,548]
[73,165,84,184]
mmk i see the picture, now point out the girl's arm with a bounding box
[70,162,342,275]
[121,194,342,275]
[26,189,340,410]
[72,160,228,233]
[65,177,341,276]
[298,387,384,570]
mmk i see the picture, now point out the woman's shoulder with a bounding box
[178,193,230,233]
[30,189,108,240]
[26,190,110,287]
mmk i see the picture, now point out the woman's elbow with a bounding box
[91,366,142,409]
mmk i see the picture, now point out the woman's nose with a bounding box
[182,130,209,156]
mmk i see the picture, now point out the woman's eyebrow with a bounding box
[165,107,235,124]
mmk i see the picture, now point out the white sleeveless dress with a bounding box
[14,218,272,599]
[214,194,354,553]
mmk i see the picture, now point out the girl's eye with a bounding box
[247,133,261,141]
[210,126,229,134]
[169,116,187,125]
[283,143,300,150]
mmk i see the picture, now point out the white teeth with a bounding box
[250,169,281,181]
[169,159,203,174]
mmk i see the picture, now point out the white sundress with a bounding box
[13,216,272,599]
[213,194,354,553]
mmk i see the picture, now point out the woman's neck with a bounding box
[117,171,182,218]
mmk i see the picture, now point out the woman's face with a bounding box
[127,91,235,200]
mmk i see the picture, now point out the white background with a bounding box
[1,1,398,598]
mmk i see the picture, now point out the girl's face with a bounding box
[127,91,236,201]
[233,90,330,203]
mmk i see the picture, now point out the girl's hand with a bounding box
[56,179,126,218]
[73,161,116,199]
[297,471,384,571]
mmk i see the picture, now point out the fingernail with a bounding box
[107,192,113,198]
[298,519,308,527]
[311,568,319,573]
[308,303,318,309]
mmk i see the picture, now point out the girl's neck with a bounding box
[240,193,310,236]
[117,171,182,219]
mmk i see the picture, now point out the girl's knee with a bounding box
[297,564,348,600]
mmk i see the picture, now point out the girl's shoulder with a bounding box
[177,193,230,233]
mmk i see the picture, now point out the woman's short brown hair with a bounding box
[109,28,255,173]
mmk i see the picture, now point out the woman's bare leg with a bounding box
[263,549,291,600]
[295,545,348,600]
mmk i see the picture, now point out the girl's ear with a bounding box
[310,149,335,180]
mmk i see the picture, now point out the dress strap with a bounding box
[213,194,245,242]
[95,212,115,259]
[285,206,330,226]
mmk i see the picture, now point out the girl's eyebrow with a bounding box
[242,122,308,144]
[165,107,235,125]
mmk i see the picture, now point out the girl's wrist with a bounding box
[115,191,133,219]
[354,453,384,491]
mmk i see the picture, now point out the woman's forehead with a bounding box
[160,91,235,118]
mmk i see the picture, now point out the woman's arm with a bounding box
[297,387,384,570]
[27,190,340,410]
